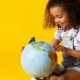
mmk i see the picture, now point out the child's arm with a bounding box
[54,45,80,58]
[65,48,80,58]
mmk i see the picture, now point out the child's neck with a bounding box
[64,26,74,32]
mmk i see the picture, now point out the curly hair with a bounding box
[43,0,80,29]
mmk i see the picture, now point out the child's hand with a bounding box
[53,45,68,53]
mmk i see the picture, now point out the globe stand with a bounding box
[36,77,46,80]
[29,37,35,43]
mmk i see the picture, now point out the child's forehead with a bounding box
[50,6,67,16]
[50,6,66,13]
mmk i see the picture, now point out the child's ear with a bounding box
[28,37,35,44]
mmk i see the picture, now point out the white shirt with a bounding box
[54,28,80,50]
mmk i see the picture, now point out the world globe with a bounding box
[21,41,57,78]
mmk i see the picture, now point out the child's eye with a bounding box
[58,16,62,18]
[57,15,63,18]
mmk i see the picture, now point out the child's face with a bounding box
[50,6,73,30]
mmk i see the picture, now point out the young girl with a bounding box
[44,0,80,80]
[32,0,80,80]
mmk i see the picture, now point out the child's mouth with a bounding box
[58,23,64,27]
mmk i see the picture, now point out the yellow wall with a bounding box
[0,0,62,80]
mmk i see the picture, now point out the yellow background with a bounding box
[0,0,62,80]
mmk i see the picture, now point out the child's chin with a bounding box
[60,26,65,29]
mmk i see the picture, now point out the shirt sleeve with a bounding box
[76,29,80,43]
[54,30,61,40]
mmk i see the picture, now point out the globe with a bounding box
[21,41,57,78]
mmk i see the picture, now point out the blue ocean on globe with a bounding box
[21,41,57,78]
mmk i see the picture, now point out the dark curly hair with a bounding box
[43,0,80,29]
